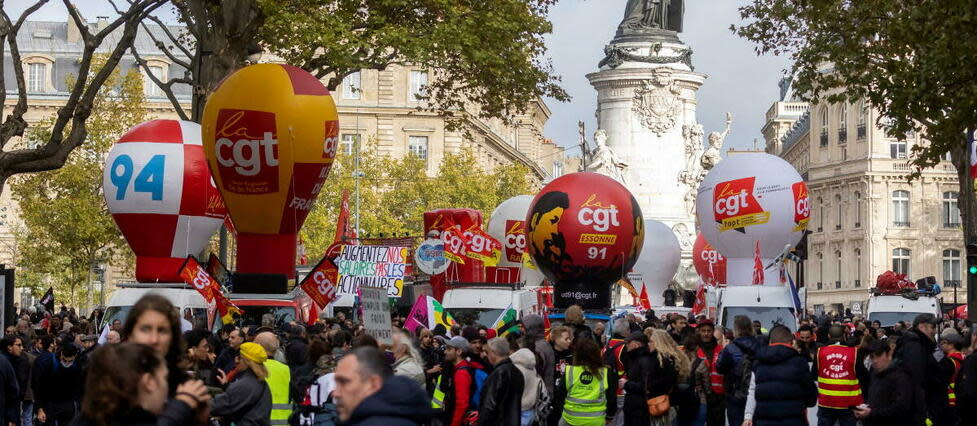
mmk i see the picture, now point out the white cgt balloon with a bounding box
[695,153,809,286]
[487,195,545,287]
[630,219,681,306]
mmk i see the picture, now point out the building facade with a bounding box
[763,80,966,316]
[3,17,577,306]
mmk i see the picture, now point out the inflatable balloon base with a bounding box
[135,256,189,283]
[230,272,289,295]
[235,233,299,279]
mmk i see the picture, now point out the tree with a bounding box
[0,0,167,194]
[733,0,977,319]
[11,57,147,308]
[300,142,535,258]
[139,0,568,123]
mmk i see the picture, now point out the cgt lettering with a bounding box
[466,232,490,254]
[700,249,724,264]
[216,132,279,176]
[796,197,810,218]
[715,190,750,217]
[578,207,620,232]
[505,234,526,251]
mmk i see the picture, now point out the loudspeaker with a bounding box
[230,273,288,294]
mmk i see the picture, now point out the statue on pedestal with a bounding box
[586,129,629,184]
[701,112,732,171]
[679,123,705,216]
[619,0,685,33]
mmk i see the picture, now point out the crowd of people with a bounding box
[0,300,975,426]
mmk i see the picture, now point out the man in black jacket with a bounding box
[744,325,817,426]
[893,314,943,423]
[856,339,924,426]
[286,324,310,368]
[34,341,83,425]
[477,337,523,426]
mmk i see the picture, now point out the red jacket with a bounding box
[450,359,475,426]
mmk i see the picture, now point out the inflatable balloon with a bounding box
[630,219,680,306]
[486,195,545,286]
[423,209,485,300]
[695,153,808,285]
[526,172,644,309]
[103,120,226,283]
[693,233,726,286]
[202,64,339,278]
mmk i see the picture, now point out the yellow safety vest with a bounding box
[431,374,446,410]
[561,365,607,426]
[265,359,292,425]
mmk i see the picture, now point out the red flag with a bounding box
[298,256,340,309]
[437,215,468,264]
[213,291,243,324]
[334,189,357,244]
[464,226,502,266]
[753,240,764,285]
[178,257,219,303]
[692,284,707,316]
[297,234,308,266]
[638,284,652,310]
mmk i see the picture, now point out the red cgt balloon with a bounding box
[525,172,644,309]
[693,233,727,286]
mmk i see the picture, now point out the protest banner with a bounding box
[360,286,392,345]
[297,256,340,308]
[335,245,410,297]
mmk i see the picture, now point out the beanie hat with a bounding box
[239,342,267,364]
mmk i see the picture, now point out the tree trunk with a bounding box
[952,138,977,322]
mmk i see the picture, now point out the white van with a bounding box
[102,283,210,330]
[717,286,799,332]
[865,294,940,327]
[442,284,538,327]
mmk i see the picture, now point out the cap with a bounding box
[445,336,471,352]
[941,333,965,346]
[626,331,648,344]
[239,342,268,364]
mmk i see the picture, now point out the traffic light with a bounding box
[967,244,977,276]
[967,244,977,322]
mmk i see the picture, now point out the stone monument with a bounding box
[587,1,729,295]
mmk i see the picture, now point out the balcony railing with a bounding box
[945,280,961,288]
[892,221,911,227]
[944,221,961,228]
[820,131,829,147]
[857,124,867,140]
[835,281,842,289]
[838,129,848,144]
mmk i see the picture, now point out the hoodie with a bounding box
[342,375,433,426]
[510,348,540,410]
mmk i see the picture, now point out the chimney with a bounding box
[96,16,109,31]
[65,8,86,43]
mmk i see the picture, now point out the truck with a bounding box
[441,283,539,327]
[218,289,315,329]
[865,292,941,327]
[102,283,210,331]
[717,286,799,332]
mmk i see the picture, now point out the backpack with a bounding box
[459,364,490,407]
[730,342,756,401]
[532,377,552,422]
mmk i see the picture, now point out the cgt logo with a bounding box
[713,177,769,232]
[323,120,339,159]
[214,109,280,194]
[792,181,810,231]
[577,194,620,232]
[700,247,724,264]
[504,220,526,262]
[464,230,493,254]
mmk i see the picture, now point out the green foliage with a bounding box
[10,57,146,306]
[255,0,568,125]
[301,141,534,258]
[733,0,977,172]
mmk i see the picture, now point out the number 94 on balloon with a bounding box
[102,143,182,214]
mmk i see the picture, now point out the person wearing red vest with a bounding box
[687,319,724,426]
[602,318,629,426]
[811,325,866,426]
[937,333,965,426]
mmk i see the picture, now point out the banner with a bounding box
[439,216,468,264]
[360,286,392,344]
[464,226,502,266]
[334,245,410,297]
[297,255,340,308]
[403,295,456,333]
[178,257,219,302]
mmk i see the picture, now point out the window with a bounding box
[836,251,842,288]
[854,192,862,228]
[817,197,824,232]
[892,248,911,276]
[838,103,848,144]
[144,65,164,97]
[817,252,824,290]
[892,190,910,227]
[943,249,961,288]
[855,249,862,287]
[409,70,428,102]
[27,62,46,92]
[890,140,907,159]
[340,134,360,156]
[857,100,868,140]
[943,191,961,228]
[342,71,361,100]
[408,135,428,160]
[819,107,829,147]
[835,194,842,230]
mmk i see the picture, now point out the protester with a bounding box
[621,331,652,426]
[716,315,760,426]
[855,339,923,425]
[212,342,273,424]
[184,329,216,385]
[603,318,629,426]
[509,344,541,426]
[255,331,293,425]
[390,331,425,386]
[75,342,209,425]
[33,341,82,425]
[743,325,817,426]
[122,295,189,396]
[564,305,594,343]
[478,337,524,425]
[646,329,687,426]
[936,333,964,426]
[0,336,21,425]
[684,319,724,426]
[547,325,575,426]
[286,325,310,368]
[894,313,944,424]
[417,329,442,393]
[216,326,244,374]
[431,336,476,426]
[333,346,429,425]
[523,314,555,396]
[668,315,692,346]
[558,337,615,425]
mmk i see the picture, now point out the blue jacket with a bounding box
[341,376,433,426]
[716,336,760,400]
[753,344,817,425]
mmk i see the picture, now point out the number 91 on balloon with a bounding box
[102,143,183,214]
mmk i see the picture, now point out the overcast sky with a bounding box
[543,0,791,153]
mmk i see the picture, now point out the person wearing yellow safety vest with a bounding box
[937,333,965,426]
[810,325,867,426]
[255,331,293,425]
[559,338,617,426]
[431,336,476,426]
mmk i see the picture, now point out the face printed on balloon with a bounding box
[529,191,571,271]
[629,195,644,260]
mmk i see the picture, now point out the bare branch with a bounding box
[130,43,190,120]
[137,21,191,69]
[144,13,193,59]
[13,0,50,31]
